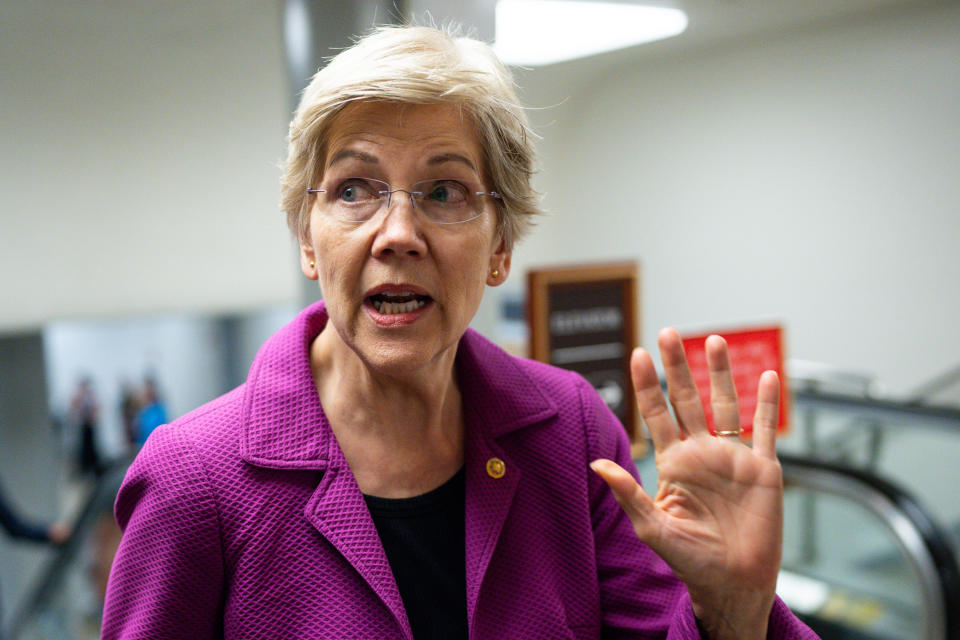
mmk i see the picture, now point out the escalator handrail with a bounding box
[791,388,960,430]
[780,453,960,640]
[658,375,960,428]
[5,458,131,640]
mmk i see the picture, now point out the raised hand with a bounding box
[591,328,783,640]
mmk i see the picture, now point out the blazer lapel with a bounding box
[303,447,413,640]
[463,412,521,628]
[457,330,558,629]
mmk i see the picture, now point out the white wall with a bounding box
[0,1,299,332]
[501,3,960,397]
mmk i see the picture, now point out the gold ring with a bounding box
[714,428,742,438]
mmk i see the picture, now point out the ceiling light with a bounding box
[493,0,688,67]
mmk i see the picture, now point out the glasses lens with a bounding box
[320,177,491,224]
[414,179,482,224]
[326,178,384,222]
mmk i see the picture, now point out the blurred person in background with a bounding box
[118,379,139,452]
[102,25,818,639]
[133,375,167,448]
[68,376,102,478]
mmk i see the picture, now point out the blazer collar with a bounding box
[455,327,558,438]
[239,301,333,470]
[239,301,558,469]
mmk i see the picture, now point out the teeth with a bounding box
[372,298,427,315]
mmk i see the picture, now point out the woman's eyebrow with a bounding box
[426,153,476,172]
[328,149,378,168]
[328,150,477,172]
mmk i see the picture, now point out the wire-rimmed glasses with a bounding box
[306,177,501,225]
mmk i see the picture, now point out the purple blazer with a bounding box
[103,302,817,639]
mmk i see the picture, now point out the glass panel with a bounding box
[778,400,960,571]
[781,485,924,639]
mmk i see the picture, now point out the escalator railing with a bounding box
[640,373,960,639]
[779,454,960,640]
[785,379,960,561]
[5,460,130,640]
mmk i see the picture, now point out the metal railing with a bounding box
[781,454,960,640]
[5,460,129,640]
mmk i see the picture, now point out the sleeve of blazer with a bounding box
[102,424,224,640]
[578,375,820,640]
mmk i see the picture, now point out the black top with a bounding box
[364,468,467,640]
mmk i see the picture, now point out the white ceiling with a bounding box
[412,0,938,68]
[9,1,936,69]
[630,0,934,56]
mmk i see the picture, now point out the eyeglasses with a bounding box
[307,177,501,225]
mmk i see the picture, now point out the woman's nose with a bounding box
[370,193,427,258]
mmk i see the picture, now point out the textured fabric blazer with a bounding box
[102,302,817,639]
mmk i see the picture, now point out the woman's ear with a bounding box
[487,240,512,286]
[299,241,319,281]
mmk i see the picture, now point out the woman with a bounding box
[103,25,817,639]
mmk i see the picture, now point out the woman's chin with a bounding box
[359,341,451,378]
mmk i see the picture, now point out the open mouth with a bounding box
[367,291,432,315]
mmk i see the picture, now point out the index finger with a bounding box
[631,347,679,453]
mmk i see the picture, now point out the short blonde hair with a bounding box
[281,25,540,249]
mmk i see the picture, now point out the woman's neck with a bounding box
[309,325,465,498]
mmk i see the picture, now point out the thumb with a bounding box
[590,458,660,541]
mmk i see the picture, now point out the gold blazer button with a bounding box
[486,457,506,479]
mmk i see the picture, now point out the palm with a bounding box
[591,328,784,639]
[647,434,782,592]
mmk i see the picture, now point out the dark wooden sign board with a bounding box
[527,262,641,447]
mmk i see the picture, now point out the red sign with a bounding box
[680,326,790,437]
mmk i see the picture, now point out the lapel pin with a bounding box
[486,457,506,479]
